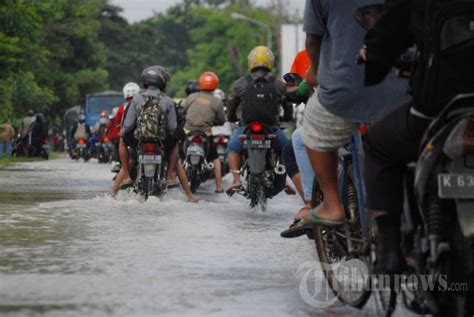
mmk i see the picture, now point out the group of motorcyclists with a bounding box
[10,0,472,313]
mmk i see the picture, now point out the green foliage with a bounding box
[0,0,288,124]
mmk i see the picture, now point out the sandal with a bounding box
[281,210,345,239]
[289,205,312,228]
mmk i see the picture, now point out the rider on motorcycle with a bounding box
[359,0,474,274]
[20,110,35,147]
[70,114,90,145]
[225,46,289,193]
[119,65,198,202]
[110,82,141,196]
[181,71,226,193]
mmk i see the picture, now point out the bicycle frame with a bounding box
[337,131,369,235]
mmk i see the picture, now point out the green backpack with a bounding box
[134,94,167,141]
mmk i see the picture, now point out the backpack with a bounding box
[415,0,474,116]
[74,123,87,140]
[241,75,278,126]
[134,94,167,141]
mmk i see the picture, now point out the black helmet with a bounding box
[141,65,171,90]
[185,80,199,96]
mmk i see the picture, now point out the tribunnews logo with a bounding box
[297,259,469,308]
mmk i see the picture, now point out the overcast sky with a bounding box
[109,0,306,23]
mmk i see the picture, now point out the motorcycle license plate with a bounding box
[438,173,474,199]
[187,145,205,156]
[244,139,271,149]
[77,144,86,149]
[139,154,162,164]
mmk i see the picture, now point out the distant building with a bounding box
[280,24,305,76]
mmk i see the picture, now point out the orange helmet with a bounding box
[198,71,219,91]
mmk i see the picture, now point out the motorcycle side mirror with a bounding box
[283,73,303,86]
[354,4,385,30]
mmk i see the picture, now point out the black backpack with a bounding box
[414,0,474,116]
[241,75,278,126]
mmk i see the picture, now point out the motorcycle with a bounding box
[75,138,90,162]
[237,122,286,211]
[97,136,112,163]
[135,140,167,200]
[395,94,474,316]
[183,131,213,193]
[212,123,233,176]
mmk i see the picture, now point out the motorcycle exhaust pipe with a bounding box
[274,164,286,175]
[207,162,214,170]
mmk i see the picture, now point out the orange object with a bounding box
[198,71,219,91]
[290,50,311,79]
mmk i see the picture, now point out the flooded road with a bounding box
[0,159,410,316]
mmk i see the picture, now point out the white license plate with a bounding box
[438,173,474,198]
[76,144,86,148]
[187,145,205,156]
[139,154,162,164]
[244,139,271,149]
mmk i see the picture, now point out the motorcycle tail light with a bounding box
[42,139,48,145]
[359,124,370,136]
[103,137,109,143]
[215,137,227,144]
[251,134,263,140]
[443,117,474,158]
[249,122,264,133]
[144,144,155,152]
[192,135,202,144]
[78,139,86,145]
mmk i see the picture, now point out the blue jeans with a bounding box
[0,141,12,158]
[292,128,314,201]
[226,125,288,155]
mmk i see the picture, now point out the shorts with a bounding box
[302,93,359,151]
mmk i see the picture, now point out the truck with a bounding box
[84,91,124,127]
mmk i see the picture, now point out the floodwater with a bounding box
[0,158,413,316]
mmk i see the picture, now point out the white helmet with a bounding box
[122,82,140,99]
[213,88,225,100]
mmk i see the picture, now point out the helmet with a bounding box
[185,80,199,96]
[198,71,219,91]
[141,65,171,90]
[248,46,274,71]
[77,114,86,123]
[213,88,225,100]
[27,110,34,116]
[122,82,140,99]
[99,117,108,125]
[100,111,108,118]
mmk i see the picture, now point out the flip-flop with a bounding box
[119,179,134,190]
[287,206,312,229]
[225,184,241,196]
[166,181,180,189]
[280,210,345,239]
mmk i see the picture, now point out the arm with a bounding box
[226,78,245,123]
[214,101,226,126]
[305,33,323,87]
[121,97,140,136]
[163,97,177,134]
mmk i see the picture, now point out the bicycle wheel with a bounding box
[312,175,372,308]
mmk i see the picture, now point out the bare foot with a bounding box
[187,195,199,203]
[294,204,312,221]
[302,201,345,222]
[225,182,241,195]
